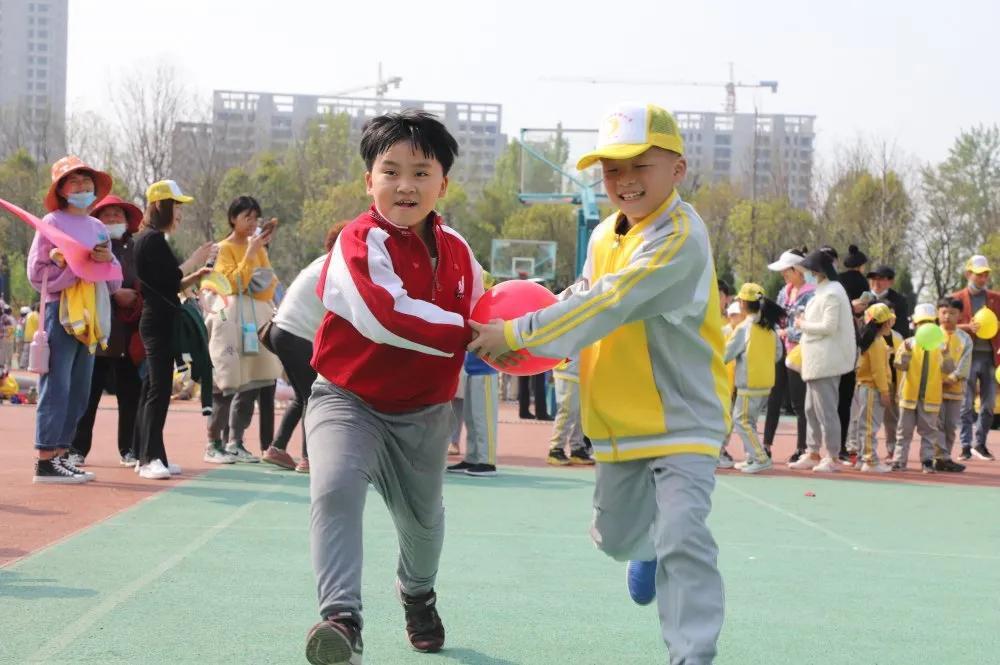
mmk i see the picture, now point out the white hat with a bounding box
[20,306,29,315]
[768,250,804,272]
[912,303,937,324]
[726,301,742,316]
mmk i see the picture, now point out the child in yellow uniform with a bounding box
[724,283,783,474]
[469,103,729,664]
[847,304,895,472]
[936,297,971,472]
[891,303,956,473]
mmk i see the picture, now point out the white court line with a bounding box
[25,481,283,663]
[716,479,865,550]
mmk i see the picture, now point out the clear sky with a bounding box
[66,0,994,167]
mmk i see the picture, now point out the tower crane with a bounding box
[330,62,402,98]
[543,64,776,114]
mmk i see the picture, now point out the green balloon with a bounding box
[915,323,946,351]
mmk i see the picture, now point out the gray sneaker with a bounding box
[120,452,138,467]
[225,442,260,463]
[203,445,236,464]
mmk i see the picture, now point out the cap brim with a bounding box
[576,143,653,170]
[768,259,798,272]
[969,267,991,274]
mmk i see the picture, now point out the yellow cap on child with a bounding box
[864,303,893,324]
[577,103,685,170]
[737,283,765,302]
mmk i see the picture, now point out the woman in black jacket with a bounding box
[132,180,214,480]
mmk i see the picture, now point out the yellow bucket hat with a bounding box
[146,179,194,204]
[577,103,684,170]
[737,282,765,302]
[864,303,893,325]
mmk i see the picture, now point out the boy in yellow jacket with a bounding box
[937,297,971,471]
[469,103,729,664]
[891,303,957,473]
[846,304,895,472]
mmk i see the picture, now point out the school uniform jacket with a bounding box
[312,206,484,413]
[943,329,973,401]
[503,190,731,463]
[724,316,782,396]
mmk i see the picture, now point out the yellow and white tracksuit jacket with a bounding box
[943,329,973,401]
[723,317,781,397]
[504,190,731,463]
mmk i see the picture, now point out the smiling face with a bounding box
[58,172,95,200]
[231,209,260,239]
[365,140,448,229]
[600,147,685,223]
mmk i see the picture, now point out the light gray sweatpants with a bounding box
[939,399,962,457]
[846,385,884,463]
[894,403,946,465]
[591,454,723,665]
[549,377,584,453]
[805,376,842,459]
[731,393,768,462]
[883,391,899,458]
[463,373,499,465]
[305,379,453,626]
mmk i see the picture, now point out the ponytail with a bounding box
[858,319,881,353]
[747,296,784,330]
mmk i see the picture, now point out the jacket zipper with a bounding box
[412,220,441,302]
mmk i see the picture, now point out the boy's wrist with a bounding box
[503,320,522,351]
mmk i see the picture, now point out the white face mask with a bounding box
[106,224,127,240]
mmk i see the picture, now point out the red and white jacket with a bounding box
[311,206,484,412]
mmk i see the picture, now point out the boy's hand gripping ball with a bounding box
[470,280,562,376]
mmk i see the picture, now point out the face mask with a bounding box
[968,281,984,293]
[803,272,818,285]
[66,191,96,209]
[106,223,127,240]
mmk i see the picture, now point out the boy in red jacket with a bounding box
[304,111,484,665]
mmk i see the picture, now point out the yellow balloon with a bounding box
[973,307,999,340]
[996,363,1000,385]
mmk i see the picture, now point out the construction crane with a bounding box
[543,64,777,114]
[330,62,402,98]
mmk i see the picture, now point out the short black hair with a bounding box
[227,195,262,227]
[360,110,459,175]
[937,297,963,311]
[717,279,733,297]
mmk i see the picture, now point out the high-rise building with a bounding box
[675,111,816,209]
[0,0,68,162]
[175,90,506,193]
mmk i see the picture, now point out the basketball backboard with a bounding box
[489,239,557,282]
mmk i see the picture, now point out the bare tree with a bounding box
[111,61,193,200]
[65,110,118,171]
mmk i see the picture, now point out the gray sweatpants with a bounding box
[731,393,768,462]
[805,376,842,459]
[207,390,256,444]
[306,379,453,626]
[463,373,499,465]
[591,454,723,665]
[883,393,899,458]
[846,385,884,463]
[939,399,962,457]
[894,403,946,465]
[549,377,585,453]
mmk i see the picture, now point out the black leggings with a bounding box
[838,371,856,451]
[134,320,174,465]
[270,325,316,457]
[518,373,549,419]
[764,361,807,451]
[71,355,142,458]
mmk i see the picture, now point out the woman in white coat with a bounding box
[788,250,858,472]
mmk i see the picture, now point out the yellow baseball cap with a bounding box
[576,103,684,170]
[966,255,991,274]
[864,303,894,325]
[912,303,938,324]
[737,282,765,302]
[146,179,194,204]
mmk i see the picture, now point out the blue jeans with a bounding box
[34,303,95,450]
[960,351,997,449]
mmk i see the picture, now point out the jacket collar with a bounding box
[368,204,441,238]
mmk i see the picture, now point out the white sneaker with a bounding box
[225,443,260,463]
[203,447,236,464]
[120,452,137,467]
[138,459,171,480]
[717,452,735,469]
[861,461,892,473]
[67,453,86,467]
[167,463,182,475]
[813,457,840,473]
[741,458,773,474]
[788,455,820,470]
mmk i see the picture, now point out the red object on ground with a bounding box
[470,280,562,376]
[805,491,816,497]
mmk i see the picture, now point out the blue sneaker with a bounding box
[626,559,657,605]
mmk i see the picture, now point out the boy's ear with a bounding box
[438,175,449,198]
[364,171,374,196]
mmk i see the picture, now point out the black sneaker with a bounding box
[959,446,972,461]
[788,449,803,464]
[465,463,497,477]
[569,449,595,466]
[547,448,571,466]
[446,461,475,474]
[305,613,363,665]
[972,445,995,461]
[33,458,86,484]
[921,460,936,474]
[934,459,966,473]
[838,450,852,464]
[519,412,536,420]
[398,584,445,652]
